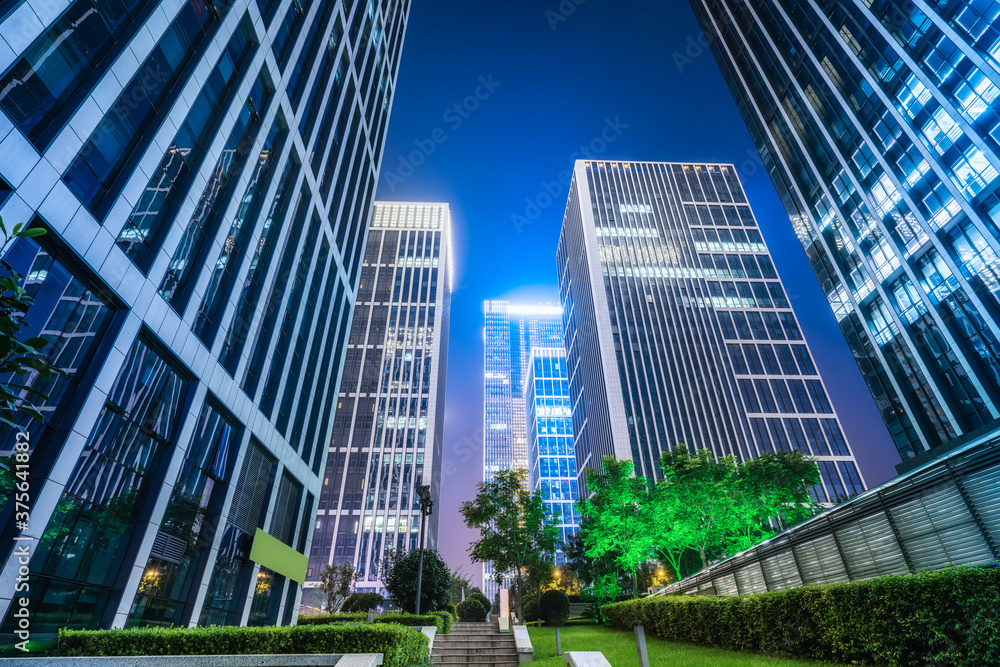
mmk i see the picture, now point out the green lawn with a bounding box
[525,625,843,667]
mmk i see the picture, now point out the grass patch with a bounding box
[526,625,843,666]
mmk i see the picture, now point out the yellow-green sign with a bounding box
[249,528,308,583]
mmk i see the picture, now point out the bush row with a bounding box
[300,611,450,634]
[602,565,1000,667]
[298,613,369,625]
[48,622,430,667]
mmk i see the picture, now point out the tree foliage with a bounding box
[459,468,561,619]
[448,566,474,605]
[318,563,360,613]
[381,548,450,614]
[576,458,655,597]
[576,448,822,584]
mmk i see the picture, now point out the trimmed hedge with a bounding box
[374,613,446,634]
[297,613,368,625]
[48,622,430,667]
[342,592,384,612]
[431,611,453,634]
[299,612,447,635]
[603,565,1000,667]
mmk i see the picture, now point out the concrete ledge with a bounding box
[512,625,533,664]
[498,616,510,633]
[416,625,436,653]
[3,655,384,667]
[563,651,612,666]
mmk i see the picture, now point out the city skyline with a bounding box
[0,0,916,612]
[380,0,898,585]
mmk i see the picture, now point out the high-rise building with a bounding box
[304,202,451,603]
[524,348,581,566]
[483,302,564,480]
[0,0,407,638]
[482,301,562,598]
[689,0,1000,468]
[557,160,866,503]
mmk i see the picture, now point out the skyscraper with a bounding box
[557,160,866,503]
[482,301,562,598]
[689,0,1000,467]
[525,348,581,566]
[0,0,407,637]
[304,202,451,602]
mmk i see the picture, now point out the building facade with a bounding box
[525,348,581,566]
[304,202,450,603]
[481,301,562,598]
[0,0,407,640]
[557,160,866,503]
[689,0,1000,468]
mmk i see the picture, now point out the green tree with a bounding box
[381,548,450,613]
[318,562,359,613]
[576,457,655,598]
[459,468,561,620]
[448,566,474,605]
[653,446,822,574]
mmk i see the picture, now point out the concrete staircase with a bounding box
[431,621,520,666]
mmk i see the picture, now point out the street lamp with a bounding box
[414,484,434,614]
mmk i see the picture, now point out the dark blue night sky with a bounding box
[375,0,900,584]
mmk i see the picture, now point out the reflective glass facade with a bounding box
[690,0,1000,466]
[0,0,408,639]
[525,348,581,565]
[482,301,563,599]
[303,202,451,604]
[557,160,865,502]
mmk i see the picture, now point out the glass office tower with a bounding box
[0,0,407,639]
[689,0,1000,468]
[304,202,451,603]
[482,301,562,598]
[557,160,865,502]
[525,348,581,566]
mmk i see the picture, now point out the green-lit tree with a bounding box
[459,468,560,620]
[576,457,655,598]
[653,446,822,574]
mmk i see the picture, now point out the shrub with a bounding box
[521,596,539,623]
[539,590,571,627]
[341,592,384,612]
[432,611,453,634]
[602,565,1000,667]
[466,591,491,613]
[49,622,430,667]
[298,613,368,625]
[374,613,445,634]
[456,598,488,622]
[445,603,457,616]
